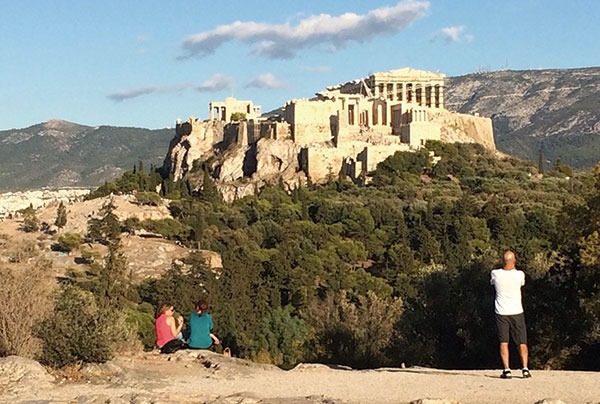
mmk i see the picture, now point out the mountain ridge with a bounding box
[0,120,173,191]
[446,66,600,169]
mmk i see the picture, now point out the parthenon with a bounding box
[282,67,448,151]
[336,67,445,106]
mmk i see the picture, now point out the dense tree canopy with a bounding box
[49,142,600,370]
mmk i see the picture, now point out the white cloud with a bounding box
[302,65,331,73]
[179,1,429,60]
[108,74,235,101]
[245,73,288,89]
[196,73,235,92]
[107,84,192,102]
[438,25,473,43]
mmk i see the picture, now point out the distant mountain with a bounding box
[0,120,173,190]
[446,67,600,169]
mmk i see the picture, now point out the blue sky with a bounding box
[2,0,598,130]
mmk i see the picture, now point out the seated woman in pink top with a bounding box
[155,304,184,349]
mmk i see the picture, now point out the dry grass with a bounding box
[0,245,55,358]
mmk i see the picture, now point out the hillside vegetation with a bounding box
[4,142,599,372]
[0,120,172,190]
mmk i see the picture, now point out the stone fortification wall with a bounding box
[401,121,442,148]
[285,99,339,145]
[362,144,411,172]
[304,146,352,183]
[429,110,495,150]
[247,120,291,143]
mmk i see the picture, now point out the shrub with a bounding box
[135,192,162,206]
[124,303,156,351]
[303,291,403,369]
[79,249,101,264]
[141,218,189,240]
[230,112,246,122]
[122,217,142,232]
[0,257,54,358]
[37,285,126,367]
[7,240,41,264]
[55,232,82,253]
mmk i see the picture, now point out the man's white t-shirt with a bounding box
[490,268,525,315]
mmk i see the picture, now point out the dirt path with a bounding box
[2,351,599,404]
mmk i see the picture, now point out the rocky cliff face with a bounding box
[446,67,600,168]
[165,118,307,201]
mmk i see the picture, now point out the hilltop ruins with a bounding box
[163,68,495,199]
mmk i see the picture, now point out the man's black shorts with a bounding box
[495,313,527,345]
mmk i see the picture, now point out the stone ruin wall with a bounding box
[429,110,495,150]
[284,99,339,145]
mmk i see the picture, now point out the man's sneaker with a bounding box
[501,369,512,379]
[522,368,532,378]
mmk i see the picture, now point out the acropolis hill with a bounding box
[163,67,495,199]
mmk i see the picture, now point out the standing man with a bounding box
[490,250,531,379]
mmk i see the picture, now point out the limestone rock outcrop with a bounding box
[0,353,594,404]
[0,356,54,397]
[217,144,249,182]
[254,138,303,182]
[163,119,226,181]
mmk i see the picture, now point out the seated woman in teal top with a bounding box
[188,300,220,349]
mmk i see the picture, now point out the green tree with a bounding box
[135,191,162,206]
[230,112,247,121]
[197,168,222,203]
[87,199,121,243]
[94,239,130,309]
[54,201,67,229]
[250,306,308,368]
[21,205,39,232]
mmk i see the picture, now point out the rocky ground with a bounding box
[1,351,599,404]
[0,194,221,280]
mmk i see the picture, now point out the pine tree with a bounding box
[21,206,40,232]
[95,239,129,309]
[87,199,121,243]
[54,201,67,229]
[198,168,222,203]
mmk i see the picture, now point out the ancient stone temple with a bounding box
[164,67,495,200]
[209,97,261,122]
